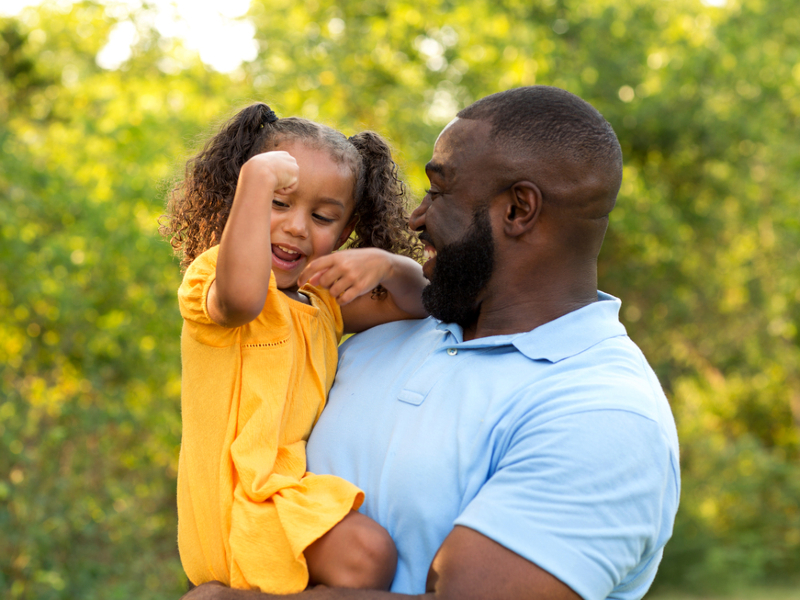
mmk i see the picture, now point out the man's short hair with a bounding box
[457,86,622,178]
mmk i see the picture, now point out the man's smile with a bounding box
[418,232,438,278]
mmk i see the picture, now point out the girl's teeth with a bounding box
[277,245,298,255]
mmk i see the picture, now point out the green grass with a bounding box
[647,585,800,600]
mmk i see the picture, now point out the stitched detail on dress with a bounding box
[243,338,289,348]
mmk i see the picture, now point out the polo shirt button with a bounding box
[447,348,458,356]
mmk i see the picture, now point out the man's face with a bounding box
[409,118,499,327]
[420,207,495,327]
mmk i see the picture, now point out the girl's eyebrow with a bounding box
[317,198,346,209]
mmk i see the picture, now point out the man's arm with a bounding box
[181,526,580,600]
[424,527,580,600]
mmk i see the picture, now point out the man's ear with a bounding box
[335,217,357,250]
[503,181,542,237]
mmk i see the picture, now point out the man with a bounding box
[185,86,680,600]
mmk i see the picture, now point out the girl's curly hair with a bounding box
[160,103,422,271]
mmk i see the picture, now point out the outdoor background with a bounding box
[1,0,799,598]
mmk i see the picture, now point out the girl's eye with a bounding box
[312,213,336,224]
[272,199,288,208]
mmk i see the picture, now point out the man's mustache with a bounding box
[417,231,434,246]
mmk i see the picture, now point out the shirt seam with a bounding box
[242,339,290,348]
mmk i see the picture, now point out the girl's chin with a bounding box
[275,278,299,292]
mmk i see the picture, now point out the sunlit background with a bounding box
[3,0,258,72]
[1,0,799,598]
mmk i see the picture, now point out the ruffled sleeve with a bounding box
[178,246,238,347]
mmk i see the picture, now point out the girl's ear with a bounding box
[335,217,357,250]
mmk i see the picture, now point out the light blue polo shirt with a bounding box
[306,293,680,600]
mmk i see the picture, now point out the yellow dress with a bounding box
[176,245,364,593]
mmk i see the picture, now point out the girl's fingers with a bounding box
[302,266,328,286]
[319,265,347,290]
[302,252,383,304]
[305,270,327,287]
[298,256,334,287]
[337,287,361,306]
[327,275,351,300]
[330,272,366,301]
[333,278,373,305]
[315,257,356,291]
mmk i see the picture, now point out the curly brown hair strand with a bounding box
[346,131,422,261]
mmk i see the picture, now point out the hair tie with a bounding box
[263,107,278,124]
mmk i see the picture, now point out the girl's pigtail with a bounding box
[161,103,278,269]
[347,132,422,261]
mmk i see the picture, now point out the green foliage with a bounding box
[1,0,798,597]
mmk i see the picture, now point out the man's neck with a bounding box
[462,279,598,341]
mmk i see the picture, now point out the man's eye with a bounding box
[425,189,442,199]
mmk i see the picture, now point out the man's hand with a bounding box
[181,581,228,600]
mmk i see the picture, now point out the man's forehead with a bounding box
[435,117,494,151]
[428,117,495,179]
[434,117,461,145]
[426,119,457,181]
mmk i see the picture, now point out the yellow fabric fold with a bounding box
[176,246,363,592]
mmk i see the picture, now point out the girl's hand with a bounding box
[298,248,394,306]
[243,151,299,195]
[300,249,428,334]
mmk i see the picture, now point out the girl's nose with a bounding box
[283,212,309,238]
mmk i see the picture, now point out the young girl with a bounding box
[161,103,427,593]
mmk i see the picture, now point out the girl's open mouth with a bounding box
[272,244,304,270]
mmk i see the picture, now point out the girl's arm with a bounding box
[298,248,428,334]
[207,152,299,327]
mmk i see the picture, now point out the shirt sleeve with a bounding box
[453,406,676,600]
[177,246,238,347]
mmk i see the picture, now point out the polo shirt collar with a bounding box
[433,292,627,363]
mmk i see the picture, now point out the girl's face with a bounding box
[270,141,356,292]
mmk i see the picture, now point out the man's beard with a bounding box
[421,208,495,328]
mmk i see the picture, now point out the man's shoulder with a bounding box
[340,316,439,354]
[520,332,669,423]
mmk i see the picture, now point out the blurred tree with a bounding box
[0,0,798,597]
[0,4,244,597]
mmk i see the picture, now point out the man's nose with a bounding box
[408,197,430,232]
